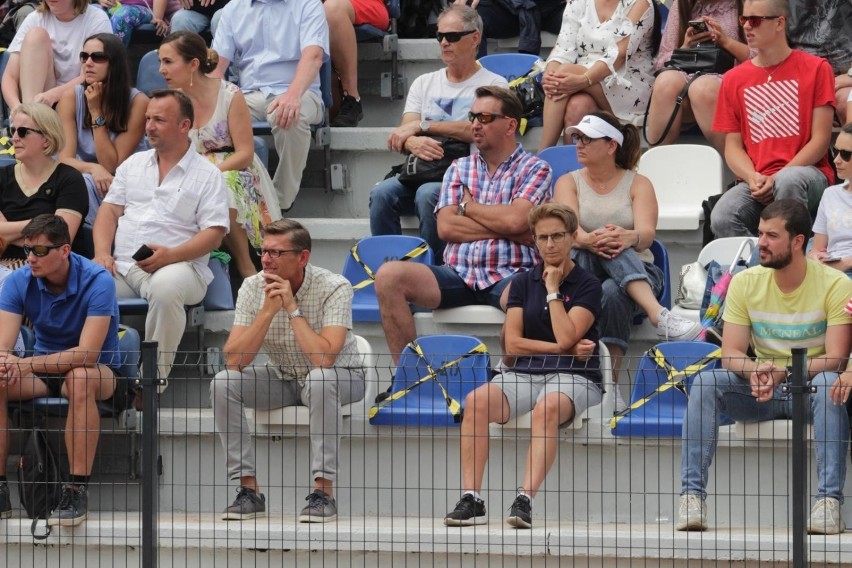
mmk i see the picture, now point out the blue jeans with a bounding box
[169,8,223,35]
[681,369,849,501]
[572,247,664,352]
[369,176,445,262]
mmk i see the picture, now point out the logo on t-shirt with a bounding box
[745,80,800,143]
[426,97,475,122]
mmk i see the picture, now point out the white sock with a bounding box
[518,490,533,505]
[464,490,482,502]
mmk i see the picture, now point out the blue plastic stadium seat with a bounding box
[478,53,543,129]
[342,235,433,323]
[354,0,401,99]
[369,335,491,427]
[632,239,672,325]
[611,341,732,437]
[537,145,580,187]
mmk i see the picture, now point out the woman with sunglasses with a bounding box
[0,103,87,259]
[158,30,281,282]
[538,0,661,149]
[554,112,702,410]
[0,0,111,110]
[57,33,148,226]
[808,123,852,276]
[644,0,752,152]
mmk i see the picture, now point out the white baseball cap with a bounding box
[565,115,624,146]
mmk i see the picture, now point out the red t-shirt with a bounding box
[713,49,835,183]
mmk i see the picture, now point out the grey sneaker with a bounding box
[298,490,337,523]
[0,482,11,519]
[48,484,88,527]
[222,486,266,521]
[506,494,532,529]
[675,494,707,531]
[807,497,846,535]
[657,309,703,341]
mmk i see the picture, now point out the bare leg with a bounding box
[540,96,570,150]
[315,477,333,497]
[837,86,851,125]
[460,383,510,492]
[521,392,574,496]
[324,0,360,99]
[19,28,56,104]
[625,279,665,326]
[0,376,50,475]
[644,72,689,146]
[563,93,601,143]
[225,209,257,279]
[239,475,260,493]
[62,366,116,476]
[688,76,725,154]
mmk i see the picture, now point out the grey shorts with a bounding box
[492,371,603,425]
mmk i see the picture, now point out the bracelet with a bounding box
[584,73,593,87]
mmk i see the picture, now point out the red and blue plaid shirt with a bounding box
[436,144,552,289]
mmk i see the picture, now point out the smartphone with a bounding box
[688,20,708,33]
[132,244,154,261]
[822,256,841,263]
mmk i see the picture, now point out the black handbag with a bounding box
[508,64,546,135]
[394,136,470,188]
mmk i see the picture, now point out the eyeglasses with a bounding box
[835,147,852,162]
[436,29,476,43]
[570,133,609,145]
[8,125,44,138]
[79,51,109,64]
[258,248,302,258]
[738,15,782,28]
[535,232,568,245]
[23,244,63,257]
[468,111,508,124]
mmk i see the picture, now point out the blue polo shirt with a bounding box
[507,263,602,382]
[0,253,120,369]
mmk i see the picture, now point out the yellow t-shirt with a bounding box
[723,259,852,366]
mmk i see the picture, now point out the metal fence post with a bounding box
[140,341,160,568]
[787,347,809,568]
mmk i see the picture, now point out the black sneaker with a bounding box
[444,493,486,526]
[48,484,88,527]
[222,486,266,520]
[0,482,11,519]
[506,494,532,529]
[331,94,363,127]
[298,490,338,523]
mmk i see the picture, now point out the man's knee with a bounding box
[63,368,100,403]
[414,183,440,213]
[210,369,247,404]
[375,261,415,298]
[301,368,340,405]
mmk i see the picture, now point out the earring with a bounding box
[190,70,194,87]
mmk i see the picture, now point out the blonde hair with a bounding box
[11,103,65,156]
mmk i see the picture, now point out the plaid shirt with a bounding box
[437,143,552,289]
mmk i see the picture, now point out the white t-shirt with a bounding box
[813,181,852,259]
[9,8,112,86]
[403,67,508,122]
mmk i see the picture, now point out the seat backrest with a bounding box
[638,145,723,207]
[537,145,581,187]
[478,53,540,83]
[697,236,758,267]
[649,239,671,310]
[20,325,35,357]
[136,50,167,97]
[385,0,401,20]
[319,55,333,110]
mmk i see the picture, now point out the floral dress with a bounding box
[190,80,281,248]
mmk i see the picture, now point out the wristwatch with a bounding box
[545,292,564,303]
[288,307,304,321]
[92,115,106,129]
[419,120,431,133]
[456,200,468,216]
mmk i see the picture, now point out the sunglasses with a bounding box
[468,111,508,124]
[738,15,781,27]
[257,248,302,258]
[570,133,610,145]
[436,29,476,43]
[7,125,43,138]
[835,147,852,162]
[23,244,63,257]
[79,51,109,64]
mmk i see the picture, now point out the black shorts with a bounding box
[35,368,123,398]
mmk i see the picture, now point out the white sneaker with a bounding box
[657,309,703,341]
[675,494,707,531]
[613,386,628,414]
[807,497,846,535]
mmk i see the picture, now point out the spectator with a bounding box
[645,0,751,152]
[554,113,702,410]
[0,236,25,356]
[678,200,852,534]
[375,86,551,366]
[159,31,281,282]
[92,89,229,385]
[443,203,603,529]
[211,0,328,211]
[0,103,88,259]
[325,0,388,127]
[99,0,180,46]
[0,0,111,110]
[709,0,835,238]
[538,0,658,149]
[808,123,852,275]
[452,0,565,59]
[0,0,39,48]
[0,214,121,527]
[57,33,148,226]
[169,0,228,36]
[211,219,365,523]
[369,4,507,261]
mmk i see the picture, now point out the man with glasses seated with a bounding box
[369,4,507,262]
[710,0,836,238]
[375,86,551,370]
[0,214,121,527]
[210,219,364,523]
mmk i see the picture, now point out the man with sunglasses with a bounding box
[370,4,507,261]
[210,219,364,523]
[710,0,836,239]
[0,214,121,527]
[376,86,551,368]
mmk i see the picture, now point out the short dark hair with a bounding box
[475,86,523,122]
[760,199,811,252]
[21,214,71,246]
[262,219,312,252]
[150,88,195,125]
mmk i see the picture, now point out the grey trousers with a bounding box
[211,366,365,483]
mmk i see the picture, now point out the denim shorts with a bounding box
[428,265,514,310]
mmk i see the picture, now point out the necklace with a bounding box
[757,53,791,83]
[586,169,621,193]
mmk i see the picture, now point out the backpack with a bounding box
[398,0,442,39]
[17,428,64,539]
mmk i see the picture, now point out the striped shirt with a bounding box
[436,144,552,289]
